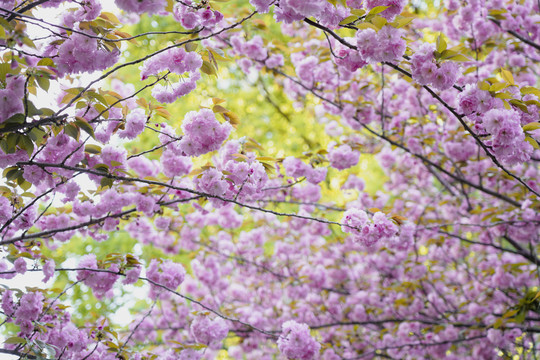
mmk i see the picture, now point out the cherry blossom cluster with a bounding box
[356,26,406,63]
[2,290,44,335]
[365,0,407,20]
[410,43,460,91]
[118,109,147,140]
[231,34,284,73]
[54,32,120,76]
[190,315,229,346]
[457,84,496,115]
[217,141,269,200]
[283,156,327,184]
[146,259,186,298]
[178,108,232,156]
[62,0,102,27]
[77,254,121,299]
[115,0,166,15]
[481,109,533,165]
[173,1,224,30]
[341,208,401,247]
[328,144,360,170]
[277,321,321,360]
[0,75,24,123]
[139,47,203,103]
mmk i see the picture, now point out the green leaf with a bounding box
[478,81,490,91]
[22,37,36,49]
[99,11,121,24]
[28,127,46,145]
[463,66,477,75]
[439,49,456,59]
[3,166,17,178]
[370,15,387,29]
[0,139,8,154]
[339,15,359,26]
[436,34,447,53]
[356,22,379,31]
[75,117,95,138]
[4,336,26,345]
[100,177,114,189]
[5,168,21,181]
[500,68,515,86]
[94,164,110,173]
[446,54,471,62]
[502,309,518,319]
[350,9,366,16]
[39,108,54,117]
[515,308,527,323]
[523,122,540,132]
[35,75,50,91]
[509,99,529,113]
[200,60,217,76]
[392,16,415,28]
[365,5,390,21]
[60,92,77,104]
[0,17,13,32]
[490,83,508,92]
[19,135,34,157]
[26,101,43,117]
[0,63,11,82]
[520,86,540,97]
[64,123,80,141]
[19,180,31,191]
[6,133,20,153]
[37,58,55,67]
[525,136,540,149]
[494,93,513,101]
[3,113,25,125]
[525,99,540,107]
[85,144,102,154]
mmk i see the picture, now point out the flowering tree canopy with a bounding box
[1,0,540,359]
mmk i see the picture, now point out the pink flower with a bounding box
[356,26,405,63]
[458,85,481,114]
[56,33,119,76]
[0,75,24,123]
[123,267,141,285]
[178,109,232,156]
[43,259,55,283]
[14,292,44,335]
[195,168,229,197]
[128,156,160,178]
[76,254,119,299]
[190,316,229,345]
[147,259,186,291]
[115,0,166,14]
[365,0,406,20]
[161,150,192,178]
[266,54,285,69]
[278,320,320,360]
[118,109,146,140]
[14,257,26,274]
[0,196,13,224]
[1,290,15,316]
[328,144,360,170]
[250,0,274,13]
[411,43,460,90]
